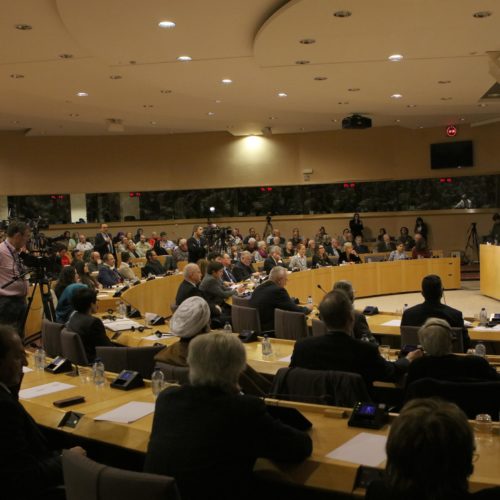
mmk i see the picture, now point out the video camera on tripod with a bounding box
[203,225,232,252]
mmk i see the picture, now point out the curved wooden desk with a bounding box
[480,244,500,300]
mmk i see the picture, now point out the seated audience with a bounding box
[97,253,122,287]
[66,288,117,362]
[115,236,129,253]
[254,240,268,262]
[54,266,79,299]
[338,228,351,246]
[249,266,312,331]
[376,233,396,253]
[135,234,152,257]
[200,261,242,309]
[173,238,189,264]
[366,398,500,500]
[353,235,369,254]
[55,269,87,324]
[143,250,165,277]
[243,227,257,245]
[75,233,93,252]
[117,251,136,281]
[87,251,102,273]
[73,260,99,291]
[134,227,144,243]
[266,228,285,246]
[155,231,175,254]
[388,240,409,261]
[402,274,470,350]
[376,227,387,242]
[126,240,141,258]
[405,318,498,387]
[233,251,257,282]
[312,244,333,267]
[412,233,432,258]
[70,249,84,265]
[0,325,86,499]
[283,240,295,258]
[333,280,376,342]
[328,237,342,258]
[290,227,302,247]
[399,226,414,250]
[145,331,312,500]
[338,242,361,264]
[220,253,237,283]
[245,237,258,255]
[290,290,420,387]
[148,231,159,248]
[305,239,316,258]
[176,263,204,306]
[264,245,285,274]
[315,225,330,245]
[289,243,308,271]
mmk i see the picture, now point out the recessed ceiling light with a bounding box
[68,113,79,117]
[478,103,488,107]
[331,119,338,123]
[278,92,288,97]
[268,116,277,120]
[59,53,73,59]
[314,76,328,81]
[407,104,417,108]
[10,73,24,79]
[76,92,88,97]
[473,11,492,18]
[150,121,157,125]
[15,24,32,30]
[110,75,122,80]
[438,80,451,84]
[207,112,215,116]
[177,55,192,61]
[460,117,466,121]
[215,99,222,103]
[295,60,310,65]
[160,89,172,94]
[440,97,452,101]
[391,93,403,99]
[299,38,316,44]
[300,127,305,131]
[333,10,352,17]
[142,104,154,108]
[418,126,424,129]
[348,88,360,92]
[388,54,403,62]
[158,20,176,28]
[221,79,233,84]
[395,119,401,123]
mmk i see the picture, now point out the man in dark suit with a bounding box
[290,290,421,387]
[187,225,207,263]
[66,288,116,362]
[232,251,257,282]
[97,253,122,287]
[401,274,470,351]
[221,253,237,284]
[142,250,165,277]
[249,266,312,331]
[0,325,86,499]
[94,223,114,257]
[263,245,285,275]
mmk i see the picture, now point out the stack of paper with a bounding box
[326,432,387,467]
[103,319,142,332]
[19,382,75,399]
[94,402,155,423]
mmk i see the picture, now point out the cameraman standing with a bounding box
[187,225,207,263]
[0,221,31,333]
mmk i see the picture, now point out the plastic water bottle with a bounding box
[151,369,165,397]
[307,295,313,306]
[475,341,486,357]
[34,348,46,371]
[117,301,127,318]
[223,322,233,334]
[262,334,273,358]
[92,358,106,387]
[479,308,488,326]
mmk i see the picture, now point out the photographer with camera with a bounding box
[0,221,31,333]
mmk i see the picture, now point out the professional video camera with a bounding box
[203,224,232,252]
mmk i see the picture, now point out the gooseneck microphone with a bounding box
[317,284,328,294]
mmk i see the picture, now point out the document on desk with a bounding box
[103,319,142,332]
[381,319,401,327]
[143,333,176,341]
[19,382,76,400]
[326,432,387,467]
[22,366,33,373]
[94,402,155,424]
[471,324,500,332]
[278,355,292,363]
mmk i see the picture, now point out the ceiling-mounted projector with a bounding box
[342,114,372,129]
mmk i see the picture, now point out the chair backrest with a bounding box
[405,378,500,420]
[231,295,252,307]
[311,318,327,337]
[231,305,261,334]
[274,309,308,340]
[63,450,180,500]
[400,325,464,353]
[155,362,190,385]
[270,367,372,408]
[95,345,164,379]
[61,328,89,366]
[41,319,64,357]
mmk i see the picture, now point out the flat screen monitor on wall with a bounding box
[430,140,474,169]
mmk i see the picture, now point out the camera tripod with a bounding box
[464,222,479,264]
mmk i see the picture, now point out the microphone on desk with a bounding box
[317,284,328,295]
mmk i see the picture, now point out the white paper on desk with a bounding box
[381,319,401,327]
[103,319,142,332]
[19,382,75,400]
[22,366,33,373]
[94,402,155,424]
[143,333,175,341]
[472,324,500,332]
[464,320,473,327]
[326,432,387,467]
[278,355,292,363]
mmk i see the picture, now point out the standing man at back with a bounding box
[401,274,470,351]
[94,223,114,258]
[187,226,207,263]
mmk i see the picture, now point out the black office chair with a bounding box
[274,309,308,340]
[61,328,89,366]
[41,319,64,357]
[231,305,262,334]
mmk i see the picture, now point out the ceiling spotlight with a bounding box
[207,112,215,116]
[473,11,492,18]
[268,116,277,120]
[215,99,222,103]
[348,88,360,92]
[160,89,172,94]
[295,60,310,65]
[299,38,316,44]
[391,93,403,99]
[150,121,157,125]
[221,79,233,84]
[418,126,424,129]
[278,92,288,97]
[177,55,192,61]
[440,97,452,101]
[333,10,352,17]
[407,104,417,108]
[76,92,88,97]
[110,75,122,80]
[10,73,24,79]
[388,54,403,62]
[438,80,451,84]
[395,119,401,123]
[59,53,73,59]
[314,76,328,81]
[331,119,338,123]
[478,103,488,107]
[158,20,176,28]
[15,24,32,30]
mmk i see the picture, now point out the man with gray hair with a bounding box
[263,245,284,274]
[232,251,257,282]
[173,238,189,265]
[249,266,312,332]
[145,332,312,500]
[333,280,375,342]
